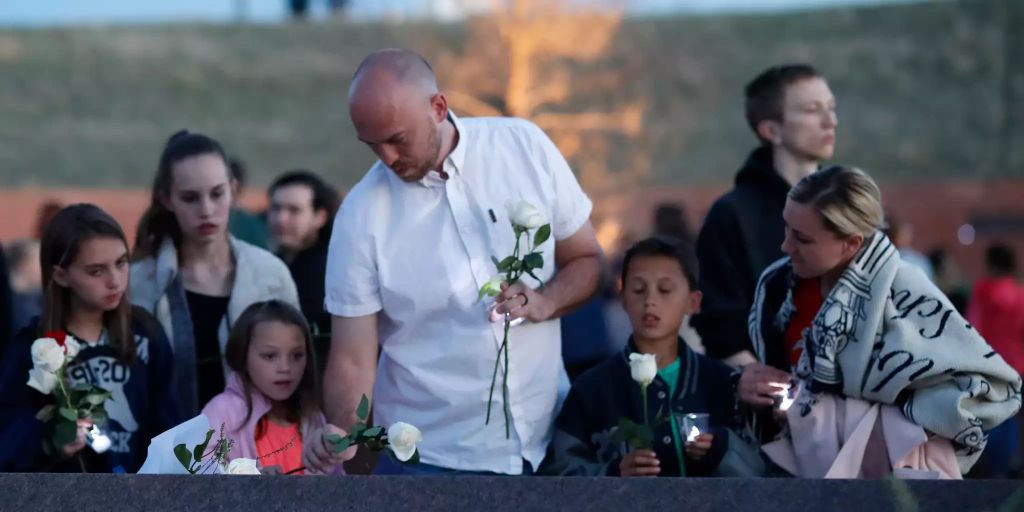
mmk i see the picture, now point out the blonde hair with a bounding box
[789,165,884,239]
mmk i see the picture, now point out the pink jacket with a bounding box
[201,373,344,474]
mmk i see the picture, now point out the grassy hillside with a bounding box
[0,0,1020,188]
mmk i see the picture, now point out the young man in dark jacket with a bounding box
[694,64,837,370]
[267,170,340,370]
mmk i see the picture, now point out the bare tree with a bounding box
[435,0,649,191]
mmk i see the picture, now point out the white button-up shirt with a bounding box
[325,112,593,474]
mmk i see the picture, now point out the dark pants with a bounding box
[373,454,535,476]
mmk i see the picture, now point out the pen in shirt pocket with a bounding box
[488,208,497,224]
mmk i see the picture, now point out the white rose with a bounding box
[387,422,422,462]
[224,458,261,475]
[31,337,66,373]
[26,368,58,395]
[63,336,82,359]
[628,353,658,387]
[506,200,547,230]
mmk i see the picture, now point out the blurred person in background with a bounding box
[267,170,340,373]
[227,158,270,250]
[33,200,63,240]
[885,214,934,282]
[0,244,11,359]
[929,248,969,314]
[652,202,701,353]
[968,244,1024,478]
[694,64,837,369]
[6,238,42,334]
[289,0,348,19]
[653,202,693,245]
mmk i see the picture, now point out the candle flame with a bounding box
[687,425,701,442]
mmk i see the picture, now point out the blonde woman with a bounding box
[739,165,1021,478]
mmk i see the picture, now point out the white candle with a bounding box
[686,425,701,442]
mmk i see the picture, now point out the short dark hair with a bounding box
[744,64,821,142]
[268,170,341,246]
[621,236,699,290]
[652,202,693,245]
[986,244,1016,276]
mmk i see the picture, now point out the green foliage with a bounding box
[611,418,654,450]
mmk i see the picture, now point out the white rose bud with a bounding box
[506,200,547,230]
[224,458,261,475]
[478,275,503,300]
[628,353,658,387]
[63,336,82,360]
[387,422,422,462]
[26,368,58,395]
[31,337,66,373]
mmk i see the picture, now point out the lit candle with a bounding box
[686,425,701,442]
[86,424,111,454]
[776,390,795,412]
[770,382,798,412]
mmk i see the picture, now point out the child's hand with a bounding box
[684,433,714,461]
[60,419,91,459]
[302,424,356,474]
[619,449,661,477]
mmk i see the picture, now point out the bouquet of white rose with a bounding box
[27,330,112,468]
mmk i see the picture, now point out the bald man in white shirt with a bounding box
[304,49,605,475]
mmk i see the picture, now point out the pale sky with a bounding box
[0,0,937,26]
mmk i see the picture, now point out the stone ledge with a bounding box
[1,474,1022,511]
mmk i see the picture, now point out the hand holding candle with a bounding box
[770,380,802,412]
[680,413,709,442]
[738,363,795,407]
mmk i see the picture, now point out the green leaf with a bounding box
[326,434,344,445]
[497,256,517,273]
[533,224,551,247]
[174,444,193,472]
[331,437,353,454]
[611,417,654,449]
[491,256,501,268]
[90,409,108,425]
[523,253,544,270]
[524,269,546,288]
[35,405,57,422]
[356,395,370,421]
[58,407,78,422]
[195,429,215,462]
[362,426,384,439]
[53,420,77,447]
[84,393,108,406]
[350,423,367,438]
[630,425,654,450]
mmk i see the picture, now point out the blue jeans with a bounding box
[985,414,1021,477]
[373,455,534,476]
